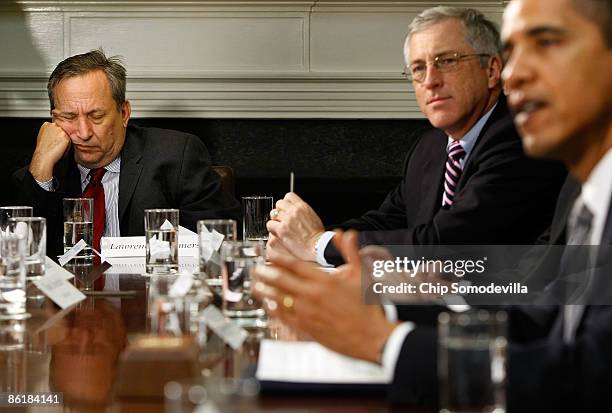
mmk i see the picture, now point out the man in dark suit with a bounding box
[266,8,565,266]
[12,50,240,258]
[254,0,612,411]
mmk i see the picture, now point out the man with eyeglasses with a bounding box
[255,0,612,410]
[267,7,565,266]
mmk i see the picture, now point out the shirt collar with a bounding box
[576,147,612,243]
[77,156,121,185]
[446,102,497,159]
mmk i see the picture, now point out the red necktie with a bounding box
[82,168,106,257]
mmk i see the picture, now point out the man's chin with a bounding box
[520,133,561,160]
[74,154,103,169]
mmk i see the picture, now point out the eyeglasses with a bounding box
[403,52,491,83]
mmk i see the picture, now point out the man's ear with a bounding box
[487,55,503,89]
[121,101,131,127]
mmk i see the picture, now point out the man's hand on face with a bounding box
[266,192,325,262]
[29,122,71,181]
[253,230,397,364]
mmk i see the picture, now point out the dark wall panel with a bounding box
[2,117,430,225]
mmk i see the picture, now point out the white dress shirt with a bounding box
[35,156,122,237]
[569,147,612,246]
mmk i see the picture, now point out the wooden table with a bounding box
[1,273,422,413]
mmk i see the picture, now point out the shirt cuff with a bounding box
[381,322,415,377]
[315,231,336,267]
[35,177,55,192]
[442,294,471,313]
[382,304,398,322]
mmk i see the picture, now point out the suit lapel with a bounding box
[417,132,447,220]
[118,125,144,226]
[456,98,509,190]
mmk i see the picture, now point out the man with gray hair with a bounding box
[13,49,240,258]
[267,7,565,265]
[254,1,612,410]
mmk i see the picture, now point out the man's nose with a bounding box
[76,116,93,141]
[502,48,532,92]
[422,64,443,89]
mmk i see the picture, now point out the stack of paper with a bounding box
[256,340,392,384]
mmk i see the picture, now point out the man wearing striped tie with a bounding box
[267,7,566,267]
[255,0,612,410]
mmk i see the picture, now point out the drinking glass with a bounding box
[145,209,179,274]
[242,196,273,242]
[438,310,507,413]
[9,217,46,281]
[198,219,237,290]
[62,198,94,260]
[0,233,28,349]
[0,206,33,235]
[220,240,265,326]
[148,274,212,340]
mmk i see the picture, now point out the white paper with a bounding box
[45,256,74,280]
[1,289,25,305]
[169,272,194,298]
[201,305,248,350]
[178,225,197,236]
[160,219,175,230]
[33,272,86,309]
[14,221,29,239]
[149,234,171,259]
[256,340,392,384]
[58,239,88,266]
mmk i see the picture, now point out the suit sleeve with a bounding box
[387,325,439,407]
[175,135,241,231]
[325,121,565,264]
[506,306,612,412]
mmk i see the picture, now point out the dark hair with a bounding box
[47,49,126,112]
[572,0,612,46]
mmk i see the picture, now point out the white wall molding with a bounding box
[1,0,505,118]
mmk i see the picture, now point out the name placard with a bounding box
[33,272,86,309]
[101,235,199,258]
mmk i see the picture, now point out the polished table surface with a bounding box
[1,273,425,413]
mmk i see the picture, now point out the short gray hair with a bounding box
[572,0,612,46]
[47,49,127,112]
[405,7,501,66]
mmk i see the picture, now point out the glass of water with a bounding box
[198,219,237,290]
[0,233,28,343]
[63,198,94,261]
[438,310,507,413]
[220,240,266,327]
[0,206,33,235]
[242,196,273,242]
[8,217,46,281]
[145,209,179,275]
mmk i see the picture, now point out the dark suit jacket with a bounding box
[325,98,566,264]
[12,124,240,257]
[389,180,612,413]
